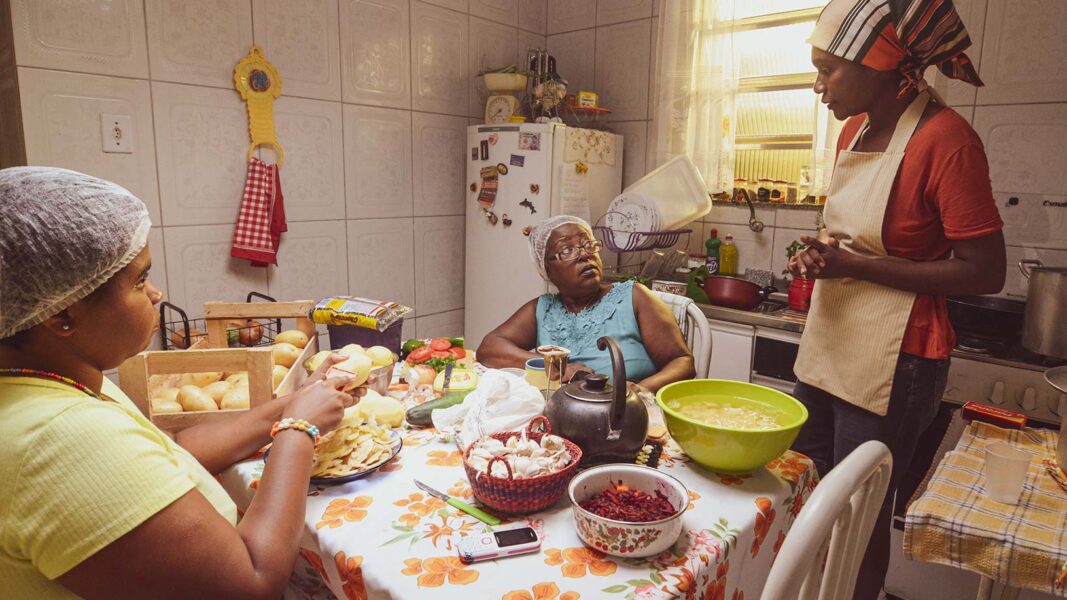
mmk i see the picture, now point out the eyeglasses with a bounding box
[550,239,602,262]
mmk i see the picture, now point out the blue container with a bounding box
[327,319,404,354]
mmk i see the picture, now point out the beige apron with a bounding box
[794,92,931,417]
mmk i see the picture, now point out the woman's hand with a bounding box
[283,370,357,436]
[792,235,857,279]
[563,362,594,383]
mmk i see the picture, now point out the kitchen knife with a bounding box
[441,363,454,395]
[414,479,500,526]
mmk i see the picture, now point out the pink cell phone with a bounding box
[457,526,541,563]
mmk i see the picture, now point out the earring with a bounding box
[61,324,71,331]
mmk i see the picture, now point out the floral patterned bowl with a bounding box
[567,464,688,558]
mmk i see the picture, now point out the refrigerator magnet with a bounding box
[470,182,478,192]
[483,208,499,225]
[530,183,540,194]
[480,140,489,160]
[501,213,512,227]
[519,198,537,214]
[518,132,541,151]
[575,161,589,175]
[477,166,499,207]
[509,154,525,167]
[471,147,478,160]
[523,225,533,236]
[488,133,499,145]
[496,163,509,175]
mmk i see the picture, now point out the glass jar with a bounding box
[769,180,786,203]
[756,178,773,202]
[732,178,748,203]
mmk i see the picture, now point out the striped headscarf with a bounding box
[808,0,983,98]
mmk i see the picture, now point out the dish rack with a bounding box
[159,291,282,350]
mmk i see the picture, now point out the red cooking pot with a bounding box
[702,275,777,310]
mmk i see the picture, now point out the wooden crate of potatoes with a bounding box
[119,299,320,432]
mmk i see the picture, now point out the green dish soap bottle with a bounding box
[720,233,738,276]
[705,228,721,275]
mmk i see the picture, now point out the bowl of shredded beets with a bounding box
[567,464,688,558]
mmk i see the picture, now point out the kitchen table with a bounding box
[220,428,816,600]
[905,421,1067,599]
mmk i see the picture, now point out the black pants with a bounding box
[791,352,950,600]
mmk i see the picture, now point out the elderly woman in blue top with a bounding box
[478,216,695,392]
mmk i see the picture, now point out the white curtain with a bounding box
[649,0,737,194]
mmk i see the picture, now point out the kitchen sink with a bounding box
[751,300,787,313]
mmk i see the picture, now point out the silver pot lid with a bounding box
[564,374,615,402]
[1045,366,1067,394]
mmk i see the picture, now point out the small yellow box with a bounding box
[577,91,599,108]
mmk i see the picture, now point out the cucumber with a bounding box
[405,392,469,427]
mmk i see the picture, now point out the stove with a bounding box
[945,337,1065,426]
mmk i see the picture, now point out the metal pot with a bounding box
[702,275,776,311]
[1043,367,1067,474]
[946,295,1025,341]
[1019,260,1067,359]
[543,336,648,466]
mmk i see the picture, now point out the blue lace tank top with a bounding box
[535,280,656,383]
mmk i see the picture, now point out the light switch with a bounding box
[101,114,133,154]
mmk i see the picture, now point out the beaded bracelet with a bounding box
[271,418,321,445]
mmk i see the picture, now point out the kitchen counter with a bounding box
[696,293,807,334]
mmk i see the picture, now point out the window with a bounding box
[727,1,839,198]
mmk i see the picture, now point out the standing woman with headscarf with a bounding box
[0,167,365,599]
[478,215,695,392]
[788,1,1005,597]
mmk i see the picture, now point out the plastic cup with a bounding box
[983,442,1031,504]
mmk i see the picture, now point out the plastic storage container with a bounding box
[611,156,712,231]
[327,319,404,354]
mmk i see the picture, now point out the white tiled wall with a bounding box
[10,0,546,340]
[933,0,1067,299]
[549,0,1067,285]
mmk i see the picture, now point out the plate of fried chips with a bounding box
[265,412,402,485]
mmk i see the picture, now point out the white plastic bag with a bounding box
[431,369,545,450]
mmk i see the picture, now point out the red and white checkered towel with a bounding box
[231,157,286,266]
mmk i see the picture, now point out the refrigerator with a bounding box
[464,123,624,349]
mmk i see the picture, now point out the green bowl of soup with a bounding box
[657,379,808,474]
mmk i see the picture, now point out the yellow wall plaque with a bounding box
[234,45,283,165]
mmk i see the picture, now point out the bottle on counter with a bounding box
[720,233,737,276]
[705,228,721,275]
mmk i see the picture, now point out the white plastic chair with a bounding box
[650,290,712,378]
[761,441,893,600]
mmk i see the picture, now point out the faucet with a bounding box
[734,189,765,233]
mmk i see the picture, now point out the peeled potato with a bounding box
[275,329,310,349]
[366,345,395,367]
[356,390,404,427]
[180,371,222,388]
[334,351,373,389]
[272,342,301,367]
[150,398,183,414]
[341,344,365,357]
[178,385,218,412]
[226,372,249,385]
[272,364,289,388]
[221,387,250,410]
[304,349,332,374]
[157,387,180,403]
[202,380,233,405]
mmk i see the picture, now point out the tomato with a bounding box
[429,338,452,351]
[430,349,452,359]
[450,347,466,359]
[408,346,432,363]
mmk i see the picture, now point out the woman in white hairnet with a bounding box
[478,216,694,392]
[0,167,367,599]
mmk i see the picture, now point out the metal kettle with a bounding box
[543,336,648,466]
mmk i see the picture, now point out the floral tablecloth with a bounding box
[220,429,816,600]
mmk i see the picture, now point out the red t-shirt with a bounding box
[834,108,1003,359]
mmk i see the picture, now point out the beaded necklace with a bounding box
[0,367,111,402]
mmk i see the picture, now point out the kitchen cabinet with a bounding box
[708,319,754,382]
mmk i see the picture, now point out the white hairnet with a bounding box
[0,167,151,339]
[527,215,594,281]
